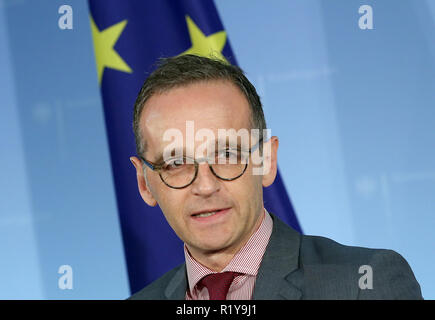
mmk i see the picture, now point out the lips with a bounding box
[191,207,230,216]
[191,207,231,220]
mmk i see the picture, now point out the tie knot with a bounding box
[198,271,240,300]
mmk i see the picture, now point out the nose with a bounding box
[190,162,220,196]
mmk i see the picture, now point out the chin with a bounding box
[196,237,233,252]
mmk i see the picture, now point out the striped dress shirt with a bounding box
[184,209,273,300]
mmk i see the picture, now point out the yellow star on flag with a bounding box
[90,16,132,84]
[180,15,228,63]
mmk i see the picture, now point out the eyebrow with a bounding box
[152,149,183,164]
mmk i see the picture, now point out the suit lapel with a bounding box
[252,214,303,300]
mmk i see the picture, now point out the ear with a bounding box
[129,156,158,207]
[262,136,279,187]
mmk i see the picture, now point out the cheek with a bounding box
[241,172,263,193]
[246,176,264,209]
[156,190,187,224]
[148,175,170,202]
[232,175,263,209]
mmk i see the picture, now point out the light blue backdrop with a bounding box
[0,0,433,299]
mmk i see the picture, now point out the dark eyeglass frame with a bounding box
[139,137,265,189]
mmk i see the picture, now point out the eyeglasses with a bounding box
[140,138,264,189]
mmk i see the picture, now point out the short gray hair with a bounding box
[133,54,267,157]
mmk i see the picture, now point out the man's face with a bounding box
[131,80,278,258]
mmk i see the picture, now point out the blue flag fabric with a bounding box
[88,0,302,295]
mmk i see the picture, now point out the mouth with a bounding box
[190,207,231,221]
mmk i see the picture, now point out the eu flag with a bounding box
[88,0,302,295]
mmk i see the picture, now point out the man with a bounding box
[128,54,422,300]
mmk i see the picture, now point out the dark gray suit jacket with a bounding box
[129,214,423,300]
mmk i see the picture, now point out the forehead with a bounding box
[140,80,252,157]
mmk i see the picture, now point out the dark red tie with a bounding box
[198,272,240,300]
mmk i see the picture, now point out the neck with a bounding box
[186,208,265,272]
[188,247,237,272]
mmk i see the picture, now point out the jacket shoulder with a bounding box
[127,263,185,300]
[300,234,379,265]
[298,234,423,299]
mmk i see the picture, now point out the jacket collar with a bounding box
[164,264,188,300]
[164,213,303,300]
[252,213,303,300]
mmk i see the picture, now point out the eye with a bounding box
[217,149,239,161]
[163,158,185,170]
